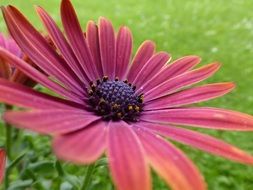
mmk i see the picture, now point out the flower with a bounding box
[0,32,36,87]
[0,149,6,184]
[0,0,253,189]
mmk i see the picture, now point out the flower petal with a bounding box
[145,62,220,101]
[36,6,89,84]
[107,121,151,190]
[0,149,6,184]
[140,55,201,93]
[98,17,116,79]
[3,6,84,96]
[127,40,155,83]
[60,0,99,81]
[140,122,253,164]
[115,26,133,80]
[134,126,206,190]
[0,33,22,57]
[0,78,82,109]
[133,52,170,92]
[0,34,13,79]
[86,20,103,77]
[142,107,253,131]
[53,120,107,164]
[0,47,82,103]
[4,109,98,135]
[145,82,235,110]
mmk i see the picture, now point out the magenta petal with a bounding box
[4,109,99,135]
[86,21,103,77]
[140,122,253,164]
[36,6,89,84]
[0,149,6,184]
[0,47,82,103]
[98,17,116,79]
[3,6,84,96]
[0,78,82,109]
[0,32,22,58]
[107,121,151,190]
[145,62,220,101]
[127,40,155,83]
[145,82,235,110]
[134,127,206,190]
[133,52,170,92]
[60,0,99,81]
[141,55,201,93]
[53,120,106,164]
[142,107,253,131]
[115,26,133,80]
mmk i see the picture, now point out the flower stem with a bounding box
[80,163,96,190]
[55,160,65,177]
[5,122,12,160]
[4,105,13,189]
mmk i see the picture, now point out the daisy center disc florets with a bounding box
[88,76,144,121]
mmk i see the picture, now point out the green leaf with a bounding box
[7,179,33,190]
[28,161,55,175]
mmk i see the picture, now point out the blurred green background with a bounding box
[0,0,253,189]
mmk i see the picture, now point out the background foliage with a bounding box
[0,0,253,189]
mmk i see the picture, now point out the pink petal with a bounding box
[98,17,116,79]
[140,122,253,164]
[0,33,21,79]
[115,26,133,80]
[0,78,82,109]
[133,52,170,92]
[53,120,107,164]
[134,127,206,190]
[0,32,22,57]
[107,121,151,190]
[127,40,155,82]
[4,109,98,135]
[36,6,89,84]
[86,20,103,77]
[142,107,253,131]
[145,82,235,110]
[3,6,84,96]
[0,47,82,103]
[145,62,220,101]
[140,55,201,93]
[0,149,6,184]
[60,0,99,81]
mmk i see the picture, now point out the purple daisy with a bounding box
[0,0,253,189]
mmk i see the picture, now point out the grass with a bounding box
[1,0,253,189]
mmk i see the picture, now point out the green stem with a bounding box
[55,160,65,177]
[80,163,96,190]
[4,105,13,189]
[4,168,10,190]
[5,122,12,160]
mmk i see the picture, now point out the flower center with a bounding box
[88,76,144,121]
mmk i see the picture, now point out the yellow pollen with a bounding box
[117,112,122,118]
[128,105,133,110]
[135,106,140,112]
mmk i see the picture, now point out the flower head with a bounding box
[0,32,36,86]
[0,0,253,190]
[0,149,6,184]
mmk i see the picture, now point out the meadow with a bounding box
[0,0,253,189]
